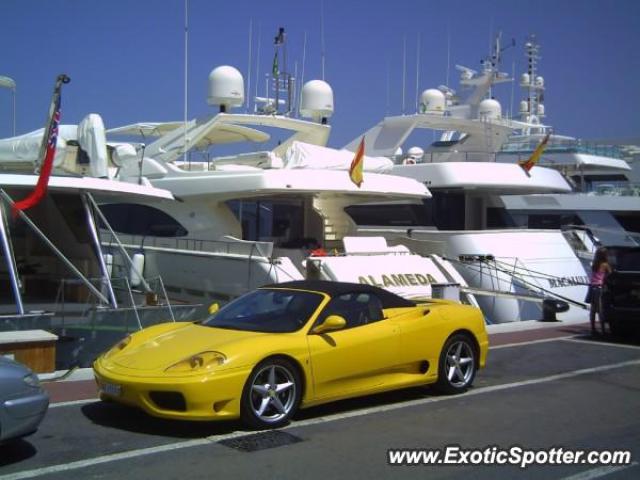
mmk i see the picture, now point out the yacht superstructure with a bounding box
[0,76,198,368]
[343,36,592,323]
[497,35,640,251]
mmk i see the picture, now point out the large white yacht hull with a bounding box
[357,228,590,323]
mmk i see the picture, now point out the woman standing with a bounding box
[589,247,612,335]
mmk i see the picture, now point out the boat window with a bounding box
[431,192,465,230]
[486,207,516,229]
[226,199,306,246]
[99,203,188,237]
[345,203,434,227]
[526,213,583,230]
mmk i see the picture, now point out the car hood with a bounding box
[109,323,272,371]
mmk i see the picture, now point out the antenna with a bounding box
[297,31,308,116]
[320,0,326,80]
[254,23,261,112]
[446,23,451,87]
[415,32,421,113]
[246,18,252,113]
[402,34,406,114]
[509,59,515,120]
[386,56,390,116]
[183,0,188,163]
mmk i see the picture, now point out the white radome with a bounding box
[300,80,334,121]
[208,66,245,110]
[420,89,445,114]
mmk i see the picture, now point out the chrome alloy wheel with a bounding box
[249,364,297,424]
[444,339,475,388]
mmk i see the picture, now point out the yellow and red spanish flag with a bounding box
[519,132,550,176]
[349,137,365,187]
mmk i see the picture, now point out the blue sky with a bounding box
[1,0,639,149]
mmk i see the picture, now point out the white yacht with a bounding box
[497,36,640,253]
[0,76,196,367]
[343,36,592,323]
[91,61,478,308]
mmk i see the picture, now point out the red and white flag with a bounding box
[13,77,67,213]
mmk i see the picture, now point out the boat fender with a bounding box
[130,253,145,288]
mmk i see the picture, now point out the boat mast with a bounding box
[520,35,545,133]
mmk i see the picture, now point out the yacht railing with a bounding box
[101,232,274,259]
[584,184,640,197]
[501,139,624,159]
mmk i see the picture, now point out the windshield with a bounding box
[202,289,325,333]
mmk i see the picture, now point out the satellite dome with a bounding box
[407,146,424,161]
[300,80,334,122]
[419,89,445,114]
[478,98,502,120]
[208,66,244,111]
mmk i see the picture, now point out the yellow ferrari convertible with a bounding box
[94,280,488,429]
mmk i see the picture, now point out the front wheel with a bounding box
[240,358,301,429]
[435,333,477,394]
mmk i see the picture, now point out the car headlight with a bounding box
[103,335,132,359]
[23,372,41,388]
[165,351,226,373]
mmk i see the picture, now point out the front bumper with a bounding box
[93,362,251,421]
[0,389,49,442]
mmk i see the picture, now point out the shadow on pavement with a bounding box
[294,386,439,422]
[0,439,38,466]
[81,401,244,439]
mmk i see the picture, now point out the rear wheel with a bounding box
[435,333,477,394]
[240,358,301,429]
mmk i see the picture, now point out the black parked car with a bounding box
[601,246,640,336]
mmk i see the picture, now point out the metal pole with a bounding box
[0,189,110,305]
[81,192,117,308]
[85,193,152,293]
[12,87,16,136]
[0,200,24,314]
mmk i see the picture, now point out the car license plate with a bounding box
[101,382,122,397]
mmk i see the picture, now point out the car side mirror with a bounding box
[311,315,347,334]
[208,303,220,315]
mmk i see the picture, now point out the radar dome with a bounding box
[478,98,502,120]
[519,100,529,113]
[300,80,334,122]
[536,76,545,87]
[520,73,530,86]
[208,66,245,111]
[419,89,445,114]
[537,104,545,116]
[407,146,424,161]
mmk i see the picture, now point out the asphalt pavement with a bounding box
[1,321,639,480]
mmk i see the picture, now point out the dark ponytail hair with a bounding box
[591,247,608,273]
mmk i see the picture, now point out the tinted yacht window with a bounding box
[345,203,434,227]
[100,204,188,237]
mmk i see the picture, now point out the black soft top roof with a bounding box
[262,280,416,308]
